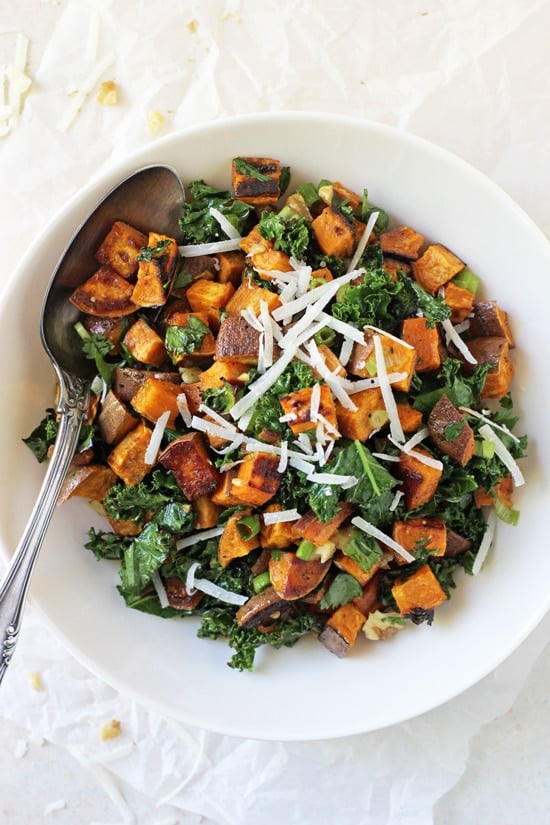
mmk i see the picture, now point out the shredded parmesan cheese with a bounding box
[347,211,379,273]
[209,206,242,240]
[176,526,224,550]
[472,509,497,575]
[441,318,477,365]
[144,410,170,465]
[372,334,405,443]
[352,516,415,564]
[478,423,525,486]
[263,508,301,524]
[186,562,248,606]
[179,238,242,257]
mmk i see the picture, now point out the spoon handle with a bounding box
[0,372,90,684]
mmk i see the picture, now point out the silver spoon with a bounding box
[0,164,184,683]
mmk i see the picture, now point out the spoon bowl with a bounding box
[0,164,184,682]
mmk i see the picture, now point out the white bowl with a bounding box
[1,112,548,740]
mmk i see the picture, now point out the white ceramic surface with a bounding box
[1,112,548,741]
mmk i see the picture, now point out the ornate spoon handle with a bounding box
[0,372,90,683]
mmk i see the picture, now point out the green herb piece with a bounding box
[165,316,210,359]
[258,209,311,260]
[22,409,59,462]
[85,528,132,561]
[342,528,383,573]
[136,239,172,262]
[233,157,273,181]
[74,322,116,385]
[444,421,465,441]
[180,180,254,245]
[201,384,237,414]
[320,573,363,610]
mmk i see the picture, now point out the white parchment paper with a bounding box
[1,1,550,822]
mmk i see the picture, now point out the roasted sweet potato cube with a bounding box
[217,250,246,285]
[177,381,202,416]
[210,468,243,507]
[401,316,442,373]
[231,156,282,206]
[269,551,331,600]
[83,315,131,353]
[312,206,356,258]
[164,311,216,364]
[391,565,447,614]
[411,244,465,294]
[198,359,249,393]
[319,603,367,658]
[131,233,178,308]
[112,366,181,404]
[392,517,447,560]
[335,387,388,441]
[230,452,281,506]
[122,318,167,367]
[396,402,424,433]
[348,332,416,392]
[333,181,362,209]
[225,278,282,317]
[159,432,219,500]
[353,572,382,615]
[260,504,297,549]
[383,257,411,280]
[130,377,183,428]
[240,224,268,255]
[107,516,143,537]
[218,509,261,568]
[469,301,514,345]
[428,394,475,465]
[185,279,235,330]
[192,494,221,530]
[215,315,262,364]
[474,475,514,508]
[279,384,338,436]
[69,267,138,317]
[380,226,424,260]
[173,255,218,291]
[463,337,514,399]
[107,421,153,486]
[239,225,293,272]
[292,502,355,546]
[58,464,116,504]
[443,281,475,324]
[396,447,442,510]
[98,389,138,445]
[95,220,148,277]
[313,344,345,377]
[333,551,380,587]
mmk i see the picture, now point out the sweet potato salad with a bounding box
[24,157,527,670]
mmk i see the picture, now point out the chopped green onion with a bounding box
[296,539,316,560]
[236,514,261,541]
[252,571,272,594]
[494,497,520,526]
[475,438,495,459]
[451,267,479,294]
[313,326,336,346]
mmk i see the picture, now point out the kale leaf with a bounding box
[258,209,311,260]
[165,316,210,359]
[180,180,254,244]
[320,573,363,610]
[308,440,398,524]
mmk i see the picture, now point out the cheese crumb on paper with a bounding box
[100,719,122,741]
[26,669,44,691]
[96,80,119,106]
